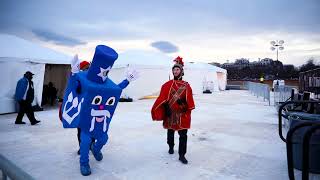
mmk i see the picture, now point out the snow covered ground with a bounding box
[0,90,318,180]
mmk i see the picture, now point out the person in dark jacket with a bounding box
[47,82,57,106]
[15,71,41,125]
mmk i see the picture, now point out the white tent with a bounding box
[110,50,172,100]
[184,62,227,93]
[109,50,227,99]
[0,34,72,114]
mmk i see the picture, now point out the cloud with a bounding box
[2,0,319,40]
[151,41,179,53]
[32,29,86,46]
[0,0,319,65]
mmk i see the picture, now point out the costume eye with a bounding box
[91,95,102,105]
[106,97,115,106]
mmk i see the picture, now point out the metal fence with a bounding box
[273,85,297,106]
[0,154,35,180]
[244,82,271,105]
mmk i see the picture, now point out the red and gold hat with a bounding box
[172,56,184,77]
[172,56,184,69]
[80,61,90,70]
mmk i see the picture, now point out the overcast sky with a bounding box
[1,0,319,66]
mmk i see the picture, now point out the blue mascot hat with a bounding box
[87,45,118,84]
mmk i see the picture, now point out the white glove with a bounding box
[71,54,80,74]
[125,67,139,82]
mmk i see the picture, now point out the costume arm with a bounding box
[117,67,138,89]
[118,79,130,89]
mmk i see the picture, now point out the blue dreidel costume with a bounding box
[61,45,130,176]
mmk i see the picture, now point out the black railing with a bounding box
[286,122,315,180]
[278,100,320,180]
[302,124,320,180]
[278,100,320,142]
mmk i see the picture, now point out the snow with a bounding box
[0,90,318,180]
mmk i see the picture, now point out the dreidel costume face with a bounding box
[61,45,122,137]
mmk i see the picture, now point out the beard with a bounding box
[173,74,182,80]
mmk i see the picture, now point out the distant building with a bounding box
[259,58,273,65]
[222,58,250,69]
[217,57,294,80]
[221,58,284,69]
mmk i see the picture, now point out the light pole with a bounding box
[270,40,284,61]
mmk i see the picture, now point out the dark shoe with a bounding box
[91,143,103,161]
[15,121,26,124]
[31,120,41,125]
[179,156,188,164]
[80,164,91,176]
[168,147,174,154]
[77,149,80,155]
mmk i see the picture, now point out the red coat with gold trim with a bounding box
[151,80,195,130]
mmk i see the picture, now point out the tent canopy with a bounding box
[185,62,227,73]
[0,34,72,64]
[110,50,227,99]
[0,34,72,114]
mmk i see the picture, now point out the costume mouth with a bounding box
[95,116,105,122]
[90,109,111,122]
[89,109,111,132]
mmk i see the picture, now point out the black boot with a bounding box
[179,155,188,164]
[168,146,174,154]
[178,129,188,164]
[31,120,41,125]
[77,128,81,155]
[167,129,175,154]
[15,121,26,124]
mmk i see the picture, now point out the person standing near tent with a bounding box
[151,56,195,164]
[58,58,94,155]
[15,71,41,125]
[47,82,57,106]
[75,60,95,155]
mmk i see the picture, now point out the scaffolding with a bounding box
[299,68,320,99]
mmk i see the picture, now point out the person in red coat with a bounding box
[151,56,195,164]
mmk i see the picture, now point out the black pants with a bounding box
[77,128,95,147]
[167,129,188,156]
[49,96,55,106]
[15,100,37,123]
